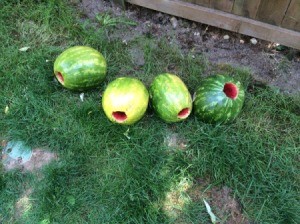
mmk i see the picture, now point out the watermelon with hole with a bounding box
[53,46,107,90]
[149,73,192,123]
[193,74,245,123]
[102,77,149,125]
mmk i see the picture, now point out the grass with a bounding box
[0,0,299,223]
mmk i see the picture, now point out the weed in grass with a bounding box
[96,12,137,28]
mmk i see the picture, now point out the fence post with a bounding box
[110,0,126,9]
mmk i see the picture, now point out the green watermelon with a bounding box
[53,46,107,90]
[102,77,149,125]
[193,74,245,123]
[149,73,192,123]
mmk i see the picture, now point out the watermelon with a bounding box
[102,77,149,125]
[193,74,245,123]
[53,46,107,90]
[149,73,192,123]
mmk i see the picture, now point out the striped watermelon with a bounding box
[194,74,245,123]
[54,46,107,90]
[102,77,149,125]
[149,73,192,123]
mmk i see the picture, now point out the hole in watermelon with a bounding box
[112,111,127,123]
[178,108,190,119]
[56,72,64,84]
[223,83,238,99]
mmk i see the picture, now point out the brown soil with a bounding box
[162,176,250,223]
[189,178,251,224]
[2,143,58,172]
[22,149,57,172]
[14,188,33,220]
[164,131,188,151]
[77,0,300,94]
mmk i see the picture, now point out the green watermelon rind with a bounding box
[102,77,149,125]
[54,46,107,90]
[149,73,193,123]
[193,74,245,124]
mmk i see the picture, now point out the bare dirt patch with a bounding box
[14,188,33,220]
[164,131,188,151]
[1,140,58,172]
[189,178,250,224]
[22,149,58,172]
[77,0,300,94]
[4,148,57,172]
[162,176,250,223]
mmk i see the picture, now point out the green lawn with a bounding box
[0,1,299,223]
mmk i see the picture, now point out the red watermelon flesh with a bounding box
[57,72,64,84]
[223,83,238,99]
[178,108,190,119]
[112,111,128,123]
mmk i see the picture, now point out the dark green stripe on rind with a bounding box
[54,46,107,90]
[149,73,192,123]
[194,74,245,123]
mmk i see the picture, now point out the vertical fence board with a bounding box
[282,0,300,32]
[193,0,210,7]
[256,0,290,26]
[210,0,234,12]
[232,0,261,19]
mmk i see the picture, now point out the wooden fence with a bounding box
[124,0,300,50]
